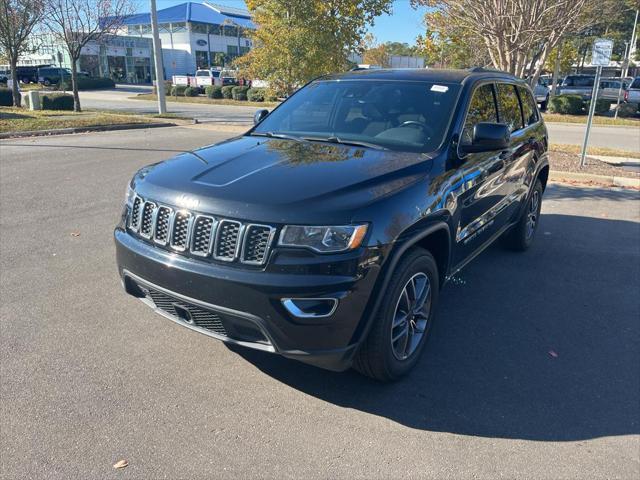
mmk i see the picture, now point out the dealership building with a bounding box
[119,1,255,78]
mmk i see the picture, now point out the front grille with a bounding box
[129,196,142,230]
[127,195,275,266]
[171,211,191,251]
[214,220,242,261]
[146,288,227,336]
[139,201,156,238]
[242,225,275,265]
[154,206,172,245]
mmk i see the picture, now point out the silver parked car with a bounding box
[557,75,595,99]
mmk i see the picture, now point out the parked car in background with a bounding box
[599,77,631,102]
[624,77,640,104]
[194,68,221,91]
[38,67,71,86]
[115,68,549,382]
[15,66,44,84]
[557,74,595,99]
[532,77,550,110]
[0,68,9,85]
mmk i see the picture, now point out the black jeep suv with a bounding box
[115,68,548,381]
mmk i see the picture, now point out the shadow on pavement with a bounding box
[230,212,640,441]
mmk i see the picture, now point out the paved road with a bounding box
[1,127,639,479]
[79,86,640,151]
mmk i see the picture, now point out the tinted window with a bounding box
[563,76,595,87]
[461,84,497,145]
[517,86,538,126]
[631,78,640,89]
[253,80,461,152]
[496,83,523,132]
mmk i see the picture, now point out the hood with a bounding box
[132,136,434,224]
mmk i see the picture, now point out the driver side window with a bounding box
[461,84,498,146]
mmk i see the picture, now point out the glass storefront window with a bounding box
[191,22,207,34]
[79,55,101,77]
[227,45,238,55]
[224,25,238,37]
[171,22,186,32]
[209,24,221,35]
[159,23,171,33]
[195,51,209,69]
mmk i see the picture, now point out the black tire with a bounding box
[503,179,543,251]
[354,248,439,382]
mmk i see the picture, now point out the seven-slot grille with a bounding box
[128,195,275,265]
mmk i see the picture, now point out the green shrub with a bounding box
[585,99,612,115]
[170,85,188,96]
[247,87,265,102]
[548,94,585,115]
[617,102,639,117]
[231,85,250,101]
[0,88,13,106]
[221,85,234,99]
[41,93,74,110]
[183,86,199,97]
[57,77,115,91]
[205,85,223,99]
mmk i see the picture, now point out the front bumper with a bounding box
[115,228,380,371]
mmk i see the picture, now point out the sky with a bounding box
[148,0,428,45]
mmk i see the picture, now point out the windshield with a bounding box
[252,80,461,152]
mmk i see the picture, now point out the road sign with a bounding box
[591,38,613,66]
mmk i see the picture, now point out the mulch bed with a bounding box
[549,151,640,178]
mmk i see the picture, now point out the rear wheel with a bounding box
[539,96,548,111]
[503,179,543,251]
[354,248,439,382]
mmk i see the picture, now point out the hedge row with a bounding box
[57,77,115,91]
[0,88,13,106]
[41,93,74,110]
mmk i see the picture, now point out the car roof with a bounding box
[319,67,523,85]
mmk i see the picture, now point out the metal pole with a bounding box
[580,65,602,167]
[624,9,638,78]
[614,41,630,120]
[150,0,166,114]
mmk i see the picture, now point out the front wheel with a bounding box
[503,179,543,251]
[354,248,439,382]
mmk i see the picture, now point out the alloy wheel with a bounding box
[390,272,432,361]
[526,190,540,239]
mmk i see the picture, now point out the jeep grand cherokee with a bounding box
[115,68,549,382]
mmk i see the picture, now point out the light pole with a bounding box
[150,0,166,114]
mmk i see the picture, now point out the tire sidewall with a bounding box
[521,180,544,248]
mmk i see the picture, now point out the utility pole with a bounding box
[150,0,167,114]
[623,9,638,78]
[614,41,630,119]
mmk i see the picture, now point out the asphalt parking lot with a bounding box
[1,127,639,479]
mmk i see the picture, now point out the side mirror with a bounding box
[464,122,510,153]
[253,109,269,125]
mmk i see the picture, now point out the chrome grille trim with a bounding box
[128,195,143,231]
[153,206,173,246]
[170,210,193,252]
[213,220,244,262]
[241,224,276,265]
[139,201,157,239]
[190,215,217,257]
[127,195,273,266]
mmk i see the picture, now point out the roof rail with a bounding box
[468,66,510,74]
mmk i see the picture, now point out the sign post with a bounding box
[580,39,613,167]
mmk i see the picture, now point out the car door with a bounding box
[453,82,511,266]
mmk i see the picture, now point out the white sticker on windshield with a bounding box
[430,85,449,93]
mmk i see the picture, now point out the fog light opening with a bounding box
[282,298,338,319]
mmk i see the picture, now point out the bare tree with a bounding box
[413,0,594,85]
[45,0,135,111]
[0,0,46,106]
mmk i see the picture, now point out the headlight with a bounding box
[278,224,368,253]
[125,183,135,207]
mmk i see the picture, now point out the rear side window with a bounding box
[517,86,538,126]
[496,83,524,133]
[631,78,640,89]
[461,84,497,145]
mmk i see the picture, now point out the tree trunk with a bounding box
[551,40,562,96]
[9,57,21,107]
[71,58,81,112]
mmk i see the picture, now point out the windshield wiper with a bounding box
[250,131,306,142]
[304,136,388,150]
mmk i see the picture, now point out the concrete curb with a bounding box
[0,122,175,140]
[550,170,640,188]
